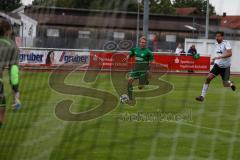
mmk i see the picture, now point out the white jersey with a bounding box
[175,48,183,55]
[214,40,232,68]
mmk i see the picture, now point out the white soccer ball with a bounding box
[120,94,129,104]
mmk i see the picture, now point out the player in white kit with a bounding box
[196,31,236,102]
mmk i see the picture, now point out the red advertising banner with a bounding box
[90,51,134,70]
[90,51,210,71]
[154,54,210,71]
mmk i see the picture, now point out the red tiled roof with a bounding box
[221,16,240,29]
[175,7,199,16]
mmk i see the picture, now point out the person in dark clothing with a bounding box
[188,45,197,55]
[187,45,198,72]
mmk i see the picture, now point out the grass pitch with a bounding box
[0,70,240,160]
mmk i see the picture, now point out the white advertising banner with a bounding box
[19,49,90,66]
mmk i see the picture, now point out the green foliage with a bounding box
[0,0,22,12]
[150,0,175,14]
[32,0,175,14]
[32,0,216,15]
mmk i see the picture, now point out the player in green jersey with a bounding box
[0,18,21,127]
[127,36,154,103]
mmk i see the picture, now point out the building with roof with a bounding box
[176,7,202,16]
[2,5,240,51]
[221,15,240,30]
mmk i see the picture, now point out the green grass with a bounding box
[0,70,240,160]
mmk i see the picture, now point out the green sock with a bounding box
[128,84,133,100]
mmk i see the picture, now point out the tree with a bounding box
[0,0,22,12]
[31,0,175,14]
[32,0,132,10]
[173,0,216,15]
[32,0,216,15]
[149,0,175,14]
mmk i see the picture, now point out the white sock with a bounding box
[201,84,209,98]
[13,92,20,103]
[229,81,233,87]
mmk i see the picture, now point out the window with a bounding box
[47,29,60,37]
[78,31,91,38]
[166,35,176,42]
[113,32,125,39]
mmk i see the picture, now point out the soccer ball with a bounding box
[120,94,130,104]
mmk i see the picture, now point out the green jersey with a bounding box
[129,47,154,71]
[0,37,19,78]
[130,47,154,62]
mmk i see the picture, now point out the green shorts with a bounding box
[129,70,149,85]
[129,63,150,84]
[0,80,6,108]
